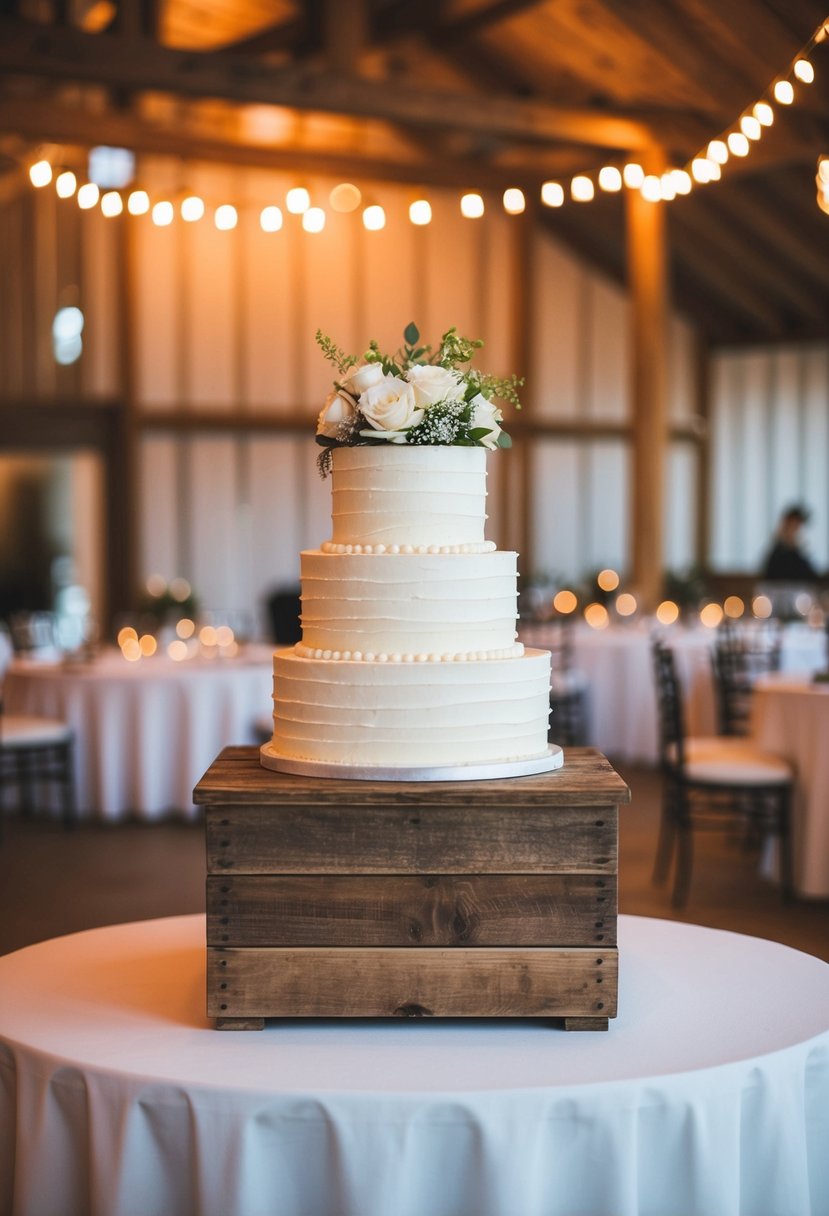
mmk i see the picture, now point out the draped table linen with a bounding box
[1,914,827,1216]
[752,671,829,898]
[2,648,274,819]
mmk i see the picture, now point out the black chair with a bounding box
[652,640,793,907]
[711,618,783,736]
[265,587,302,645]
[0,704,76,835]
[526,617,588,747]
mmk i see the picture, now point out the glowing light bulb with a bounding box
[773,80,794,105]
[302,206,326,232]
[77,183,100,210]
[656,600,680,626]
[740,115,762,140]
[615,592,637,617]
[727,132,750,157]
[597,569,620,592]
[753,101,774,126]
[659,173,676,201]
[56,171,77,198]
[623,163,644,188]
[180,195,205,222]
[29,160,52,187]
[793,59,814,84]
[598,166,622,192]
[460,193,484,218]
[151,200,173,226]
[503,187,525,214]
[100,190,123,217]
[329,183,361,212]
[127,190,150,215]
[214,204,238,230]
[723,595,745,619]
[707,139,729,164]
[540,181,564,207]
[139,634,157,657]
[409,199,432,225]
[362,204,385,230]
[260,205,283,232]
[584,603,610,629]
[641,175,661,202]
[570,175,594,202]
[286,187,310,214]
[691,157,713,183]
[700,602,724,628]
[553,589,578,614]
[707,161,722,181]
[752,594,773,619]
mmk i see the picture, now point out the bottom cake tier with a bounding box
[268,647,552,767]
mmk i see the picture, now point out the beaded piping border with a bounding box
[293,642,525,663]
[321,541,497,555]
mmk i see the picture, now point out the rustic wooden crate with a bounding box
[195,746,630,1031]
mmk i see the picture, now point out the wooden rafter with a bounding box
[0,15,654,151]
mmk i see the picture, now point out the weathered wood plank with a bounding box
[206,803,618,875]
[206,874,617,947]
[207,947,617,1019]
[194,746,631,808]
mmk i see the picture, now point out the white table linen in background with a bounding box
[752,672,829,898]
[1,914,827,1216]
[3,647,273,819]
[523,620,825,764]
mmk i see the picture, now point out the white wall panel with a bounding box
[241,170,298,412]
[664,443,696,572]
[668,319,696,421]
[424,192,480,344]
[81,209,119,397]
[586,442,627,575]
[185,165,237,409]
[802,346,829,571]
[132,158,182,410]
[249,436,303,636]
[139,437,180,582]
[587,277,628,420]
[530,441,583,582]
[531,234,581,419]
[188,437,240,614]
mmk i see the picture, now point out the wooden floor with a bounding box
[1,762,827,961]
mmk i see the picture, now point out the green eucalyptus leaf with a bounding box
[497,432,513,448]
[404,322,420,345]
[469,427,492,440]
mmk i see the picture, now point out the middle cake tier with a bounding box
[298,549,520,659]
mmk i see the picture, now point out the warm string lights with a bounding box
[26,19,827,224]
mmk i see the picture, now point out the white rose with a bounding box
[469,393,503,449]
[406,363,465,407]
[340,360,385,397]
[359,375,424,435]
[317,388,357,439]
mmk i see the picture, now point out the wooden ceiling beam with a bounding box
[0,15,654,151]
[0,97,575,190]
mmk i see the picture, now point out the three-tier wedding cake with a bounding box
[261,325,556,777]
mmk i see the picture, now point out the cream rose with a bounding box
[317,388,357,439]
[406,363,465,407]
[469,393,503,449]
[340,360,385,397]
[359,375,424,436]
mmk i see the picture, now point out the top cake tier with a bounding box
[326,445,492,551]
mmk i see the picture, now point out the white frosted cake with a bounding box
[265,445,552,770]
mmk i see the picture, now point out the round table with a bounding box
[1,914,827,1216]
[753,672,829,898]
[3,648,274,819]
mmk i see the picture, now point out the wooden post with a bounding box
[627,155,669,611]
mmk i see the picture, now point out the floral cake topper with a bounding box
[315,323,522,475]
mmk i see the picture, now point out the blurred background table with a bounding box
[1,913,827,1216]
[3,647,273,819]
[522,620,826,765]
[752,672,829,899]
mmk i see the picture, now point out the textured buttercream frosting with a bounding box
[299,549,519,657]
[329,445,488,549]
[270,647,552,766]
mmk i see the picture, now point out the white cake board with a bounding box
[259,743,564,782]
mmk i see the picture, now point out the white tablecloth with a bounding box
[523,621,826,765]
[3,648,273,820]
[1,914,827,1216]
[753,672,829,899]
